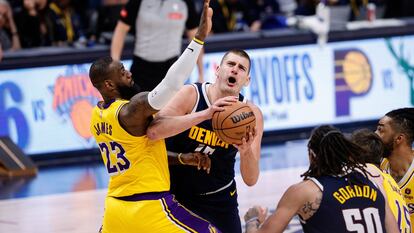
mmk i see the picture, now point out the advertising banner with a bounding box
[1,36,413,155]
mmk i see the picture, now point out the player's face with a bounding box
[375,116,397,157]
[114,62,139,100]
[215,53,250,95]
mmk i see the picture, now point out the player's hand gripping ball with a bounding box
[212,101,256,144]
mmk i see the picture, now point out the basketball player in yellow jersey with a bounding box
[375,108,414,231]
[351,128,411,233]
[89,1,221,232]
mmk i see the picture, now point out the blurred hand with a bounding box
[181,152,211,173]
[244,205,268,224]
[195,0,213,41]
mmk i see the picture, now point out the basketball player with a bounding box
[243,125,399,233]
[147,49,264,233]
[376,108,414,228]
[89,1,221,232]
[351,129,411,233]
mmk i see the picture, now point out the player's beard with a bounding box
[383,140,394,158]
[118,82,141,100]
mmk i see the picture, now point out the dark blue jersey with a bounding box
[166,82,246,197]
[301,172,386,233]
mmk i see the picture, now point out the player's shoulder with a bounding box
[288,179,321,196]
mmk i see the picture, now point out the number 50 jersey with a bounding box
[301,172,386,233]
[90,99,170,197]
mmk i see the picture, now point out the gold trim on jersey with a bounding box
[380,158,414,189]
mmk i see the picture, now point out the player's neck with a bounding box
[388,148,414,178]
[207,83,238,102]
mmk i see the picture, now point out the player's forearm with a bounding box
[147,110,209,140]
[110,25,127,60]
[147,39,203,110]
[240,148,260,186]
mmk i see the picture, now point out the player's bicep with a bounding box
[259,186,303,233]
[120,92,156,125]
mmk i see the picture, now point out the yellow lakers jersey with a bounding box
[369,164,411,233]
[381,159,414,232]
[90,99,170,197]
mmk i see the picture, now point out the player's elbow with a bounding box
[146,126,162,141]
[244,176,259,187]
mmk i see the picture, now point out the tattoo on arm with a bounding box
[301,195,322,218]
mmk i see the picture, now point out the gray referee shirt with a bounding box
[120,0,198,62]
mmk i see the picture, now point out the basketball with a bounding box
[212,101,256,144]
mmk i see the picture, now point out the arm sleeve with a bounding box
[119,0,141,27]
[147,40,203,110]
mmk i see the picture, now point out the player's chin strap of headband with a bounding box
[148,39,203,110]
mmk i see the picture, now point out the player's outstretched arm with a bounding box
[246,181,319,233]
[118,0,212,136]
[146,0,213,111]
[147,85,237,140]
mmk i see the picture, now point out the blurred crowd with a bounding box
[0,0,413,56]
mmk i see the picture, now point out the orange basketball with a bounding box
[212,101,256,144]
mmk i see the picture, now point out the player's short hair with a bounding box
[385,108,414,144]
[302,125,368,180]
[221,49,251,73]
[89,56,114,88]
[351,128,384,166]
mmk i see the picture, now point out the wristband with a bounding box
[178,153,186,165]
[193,37,204,45]
[245,217,260,225]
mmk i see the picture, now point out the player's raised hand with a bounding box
[195,0,213,41]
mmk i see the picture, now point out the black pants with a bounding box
[130,55,178,92]
[173,181,242,233]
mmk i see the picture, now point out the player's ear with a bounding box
[395,133,405,145]
[244,75,251,87]
[104,80,115,90]
[215,65,220,77]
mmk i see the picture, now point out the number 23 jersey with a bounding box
[90,99,170,197]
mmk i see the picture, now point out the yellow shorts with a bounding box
[101,192,220,233]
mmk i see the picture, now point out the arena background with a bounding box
[0,15,414,233]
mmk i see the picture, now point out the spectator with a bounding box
[111,0,205,92]
[383,0,414,18]
[210,0,260,33]
[14,0,53,48]
[0,0,21,51]
[48,0,85,46]
[95,0,128,43]
[245,0,288,30]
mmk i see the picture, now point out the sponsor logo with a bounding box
[230,111,254,124]
[51,65,102,140]
[334,49,373,116]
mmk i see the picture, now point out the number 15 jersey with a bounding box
[90,99,170,197]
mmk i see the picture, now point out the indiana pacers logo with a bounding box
[51,65,102,141]
[334,49,373,116]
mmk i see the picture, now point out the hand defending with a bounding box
[195,0,213,41]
